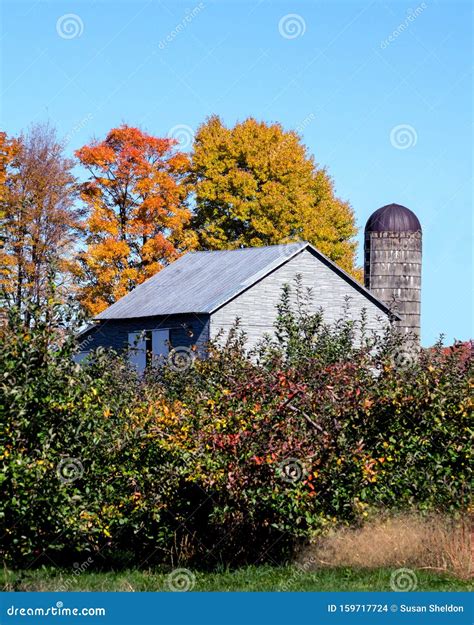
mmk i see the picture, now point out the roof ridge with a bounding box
[188,241,308,254]
[94,240,398,322]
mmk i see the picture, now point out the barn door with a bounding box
[128,332,146,373]
[152,329,169,365]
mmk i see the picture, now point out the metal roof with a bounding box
[365,203,422,233]
[95,242,398,320]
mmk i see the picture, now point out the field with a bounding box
[2,566,472,593]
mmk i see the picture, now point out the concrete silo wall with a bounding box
[364,230,422,339]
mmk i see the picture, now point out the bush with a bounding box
[1,285,472,568]
[0,305,180,566]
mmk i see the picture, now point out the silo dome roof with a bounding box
[365,203,421,233]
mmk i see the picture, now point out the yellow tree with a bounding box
[191,116,361,277]
[75,125,197,316]
[0,124,80,324]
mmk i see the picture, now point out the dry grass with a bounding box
[300,513,472,579]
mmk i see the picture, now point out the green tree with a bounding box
[190,116,361,277]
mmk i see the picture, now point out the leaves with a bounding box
[74,125,197,315]
[190,115,361,278]
[0,124,81,323]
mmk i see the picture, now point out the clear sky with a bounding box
[1,0,472,346]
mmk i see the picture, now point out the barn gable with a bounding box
[210,247,394,350]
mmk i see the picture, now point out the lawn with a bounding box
[2,566,471,592]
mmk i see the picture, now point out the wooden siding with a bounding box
[77,314,210,357]
[210,248,390,351]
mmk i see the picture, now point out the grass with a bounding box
[301,513,472,579]
[2,566,472,592]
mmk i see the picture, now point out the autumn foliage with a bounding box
[0,131,19,203]
[191,116,361,277]
[2,118,365,318]
[1,292,471,567]
[0,124,80,322]
[74,125,197,315]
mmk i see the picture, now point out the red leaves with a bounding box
[213,432,241,450]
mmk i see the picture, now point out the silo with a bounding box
[364,203,422,340]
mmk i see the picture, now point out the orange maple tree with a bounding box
[74,125,196,315]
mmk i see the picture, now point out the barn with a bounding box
[77,239,399,372]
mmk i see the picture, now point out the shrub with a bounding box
[149,282,471,564]
[0,305,179,565]
[1,284,472,568]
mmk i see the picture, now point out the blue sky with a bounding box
[1,0,472,345]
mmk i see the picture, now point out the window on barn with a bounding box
[128,329,170,373]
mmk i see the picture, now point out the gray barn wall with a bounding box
[77,313,210,356]
[210,248,390,351]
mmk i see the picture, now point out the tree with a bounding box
[0,124,80,324]
[0,131,19,204]
[190,116,361,277]
[74,125,196,316]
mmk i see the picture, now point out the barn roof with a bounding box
[365,203,422,233]
[95,242,398,320]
